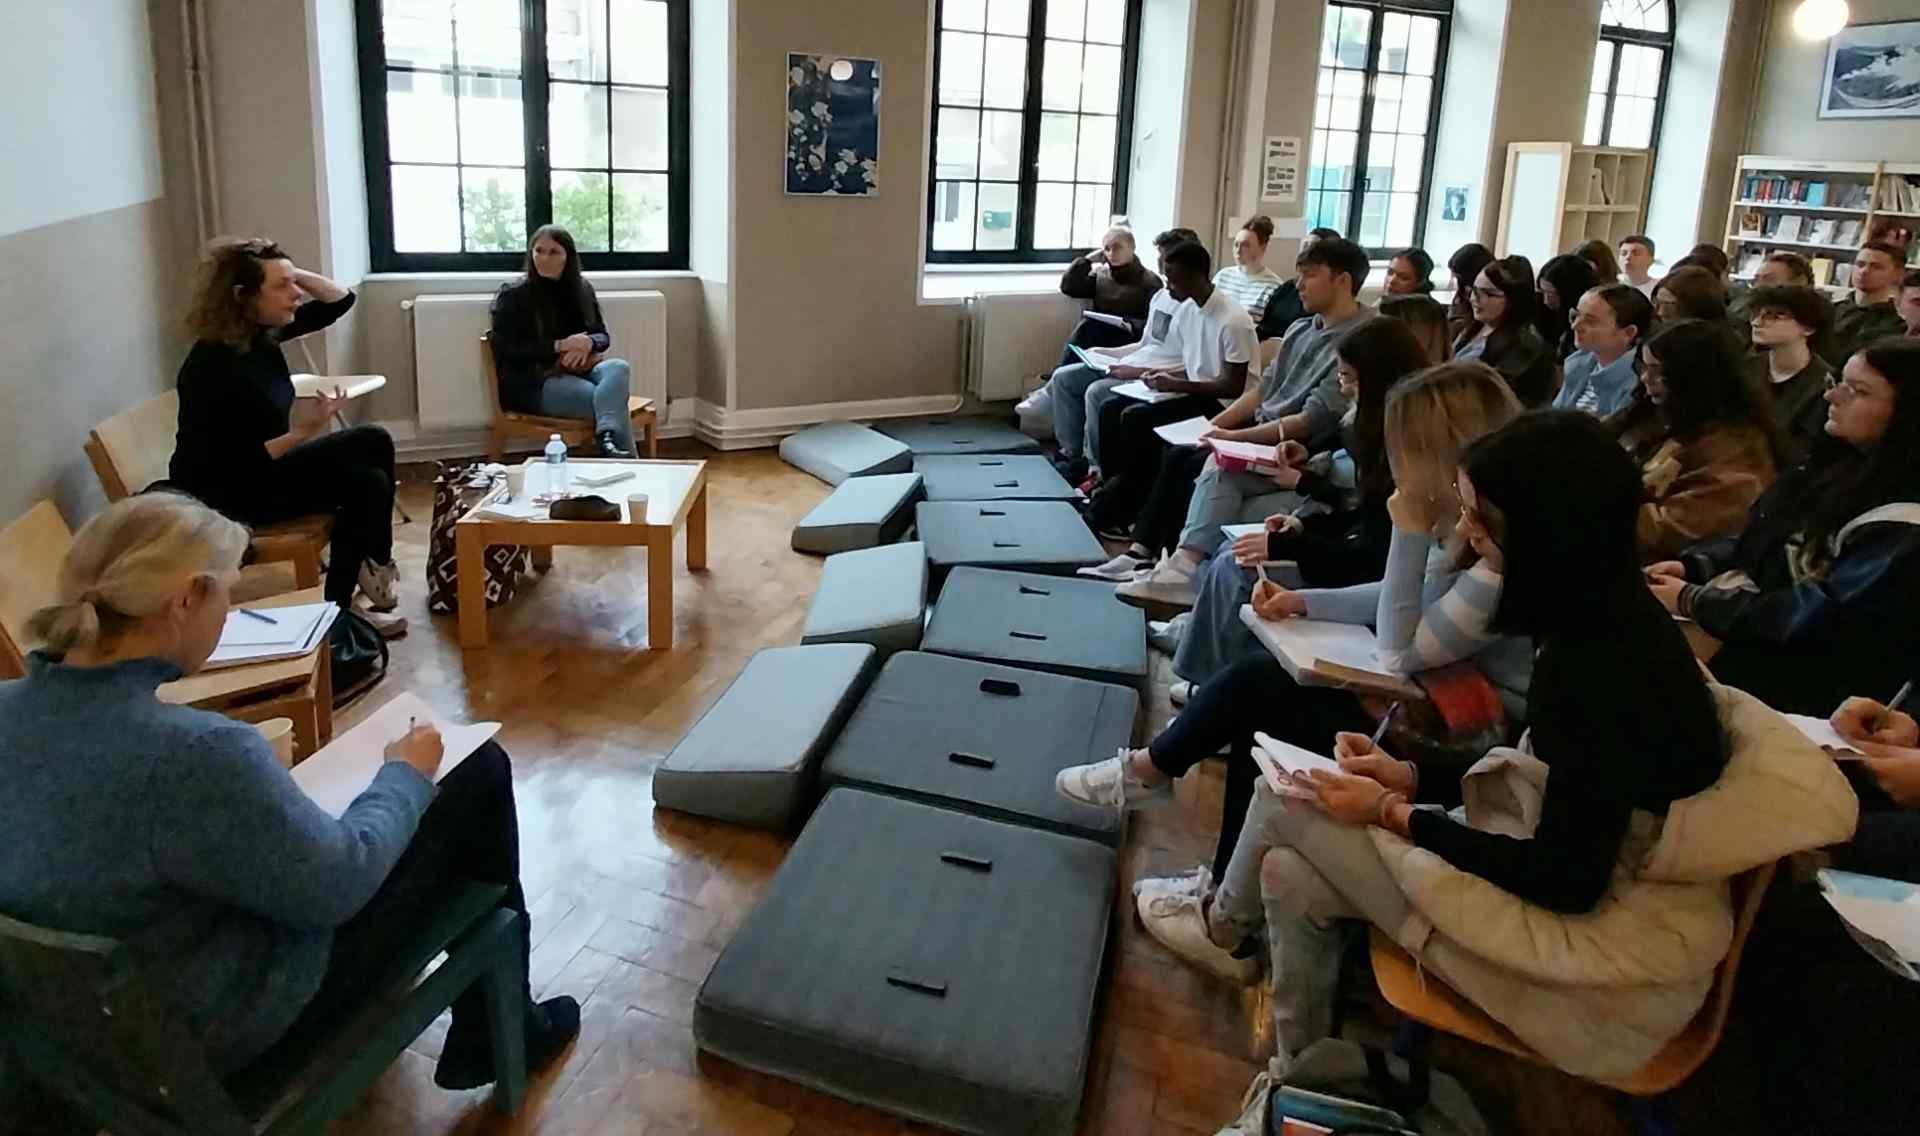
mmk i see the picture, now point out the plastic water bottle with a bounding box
[544,434,570,496]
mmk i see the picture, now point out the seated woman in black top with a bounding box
[488,225,636,458]
[168,237,401,631]
[1452,254,1557,406]
[1648,337,1920,715]
[1535,253,1599,359]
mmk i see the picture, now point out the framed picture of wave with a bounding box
[1819,19,1920,120]
[785,54,881,196]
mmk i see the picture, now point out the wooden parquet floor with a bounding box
[328,444,1637,1136]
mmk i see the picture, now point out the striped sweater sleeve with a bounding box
[1374,527,1506,675]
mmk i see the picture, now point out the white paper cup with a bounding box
[504,465,529,501]
[627,493,650,523]
[255,717,296,766]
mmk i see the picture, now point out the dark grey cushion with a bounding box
[915,501,1105,590]
[914,455,1079,502]
[801,542,927,656]
[922,567,1149,689]
[652,644,878,829]
[779,421,914,485]
[821,652,1134,846]
[695,789,1113,1136]
[877,416,1044,456]
[791,473,923,554]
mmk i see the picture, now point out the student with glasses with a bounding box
[1451,254,1557,407]
[1745,284,1837,465]
[1647,337,1920,715]
[1553,283,1653,417]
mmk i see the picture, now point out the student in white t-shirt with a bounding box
[1619,234,1660,298]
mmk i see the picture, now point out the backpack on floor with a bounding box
[1269,1039,1489,1136]
[425,462,531,614]
[329,608,390,709]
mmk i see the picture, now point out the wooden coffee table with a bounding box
[454,458,709,649]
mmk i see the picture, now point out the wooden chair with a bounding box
[0,500,333,758]
[0,883,525,1135]
[479,333,658,461]
[1368,861,1777,1125]
[85,390,334,591]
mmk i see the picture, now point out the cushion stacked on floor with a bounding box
[913,454,1079,502]
[801,542,928,657]
[779,421,914,485]
[651,644,878,830]
[915,501,1105,589]
[790,472,923,554]
[820,652,1134,846]
[694,789,1114,1136]
[922,567,1149,689]
[877,417,1043,456]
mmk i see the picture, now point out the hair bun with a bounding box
[25,598,101,655]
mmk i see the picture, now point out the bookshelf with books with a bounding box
[1724,156,1920,296]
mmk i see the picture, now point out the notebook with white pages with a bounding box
[1221,523,1265,541]
[1238,606,1422,700]
[204,602,338,669]
[1208,439,1282,468]
[1111,380,1178,403]
[1250,731,1344,800]
[1067,344,1113,374]
[291,374,387,400]
[290,692,503,818]
[1082,311,1130,329]
[1153,417,1214,447]
[1785,713,1866,758]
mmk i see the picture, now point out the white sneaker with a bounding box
[1131,863,1212,903]
[1147,614,1188,655]
[1215,1070,1276,1135]
[1117,555,1198,610]
[355,602,409,640]
[357,558,400,612]
[1078,552,1148,582]
[1169,680,1194,707]
[1054,749,1172,811]
[1138,891,1258,984]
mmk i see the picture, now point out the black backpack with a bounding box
[328,609,389,708]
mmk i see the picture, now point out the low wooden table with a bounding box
[454,458,709,649]
[158,586,335,760]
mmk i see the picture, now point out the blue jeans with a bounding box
[1173,542,1303,684]
[537,358,634,454]
[1046,362,1106,461]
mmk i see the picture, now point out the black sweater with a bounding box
[1405,584,1727,913]
[488,277,611,414]
[169,293,357,512]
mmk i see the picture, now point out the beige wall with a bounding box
[1749,0,1920,162]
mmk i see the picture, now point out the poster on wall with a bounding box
[1818,19,1920,120]
[1261,136,1301,203]
[786,54,881,196]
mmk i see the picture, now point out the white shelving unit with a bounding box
[1722,155,1920,294]
[1496,142,1652,269]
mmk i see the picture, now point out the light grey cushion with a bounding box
[914,455,1079,502]
[801,542,927,656]
[695,789,1113,1136]
[791,473,923,554]
[652,644,878,829]
[821,652,1135,846]
[915,500,1106,590]
[779,421,914,485]
[922,567,1149,689]
[877,416,1044,456]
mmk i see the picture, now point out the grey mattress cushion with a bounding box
[695,789,1114,1136]
[914,501,1105,584]
[779,421,914,485]
[820,652,1135,846]
[652,644,878,829]
[922,567,1149,688]
[914,455,1079,502]
[801,542,927,656]
[791,473,924,554]
[877,416,1044,456]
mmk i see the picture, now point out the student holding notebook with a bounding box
[0,494,578,1091]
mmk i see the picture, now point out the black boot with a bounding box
[595,430,630,459]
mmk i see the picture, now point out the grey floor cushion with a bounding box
[820,652,1134,846]
[779,421,914,485]
[877,416,1043,456]
[791,472,923,554]
[915,500,1105,589]
[914,454,1079,502]
[801,542,927,656]
[922,567,1149,689]
[652,644,878,829]
[695,789,1114,1136]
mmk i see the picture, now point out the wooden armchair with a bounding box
[0,883,525,1135]
[480,333,658,461]
[85,390,334,590]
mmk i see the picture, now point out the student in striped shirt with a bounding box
[1213,214,1286,328]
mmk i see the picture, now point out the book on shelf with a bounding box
[1835,219,1863,246]
[1841,182,1874,209]
[1809,257,1834,286]
[1807,181,1828,206]
[1738,210,1764,236]
[1808,217,1838,245]
[1774,214,1806,242]
[1835,263,1856,289]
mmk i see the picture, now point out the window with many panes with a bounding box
[927,0,1143,262]
[1305,1,1451,258]
[1584,0,1672,150]
[356,0,689,271]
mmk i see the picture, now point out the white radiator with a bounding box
[411,289,668,431]
[963,292,1085,402]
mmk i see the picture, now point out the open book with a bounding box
[1238,606,1422,700]
[291,374,387,400]
[1819,869,1920,981]
[1250,731,1343,800]
[290,692,503,818]
[205,602,338,669]
[1153,416,1214,447]
[1111,380,1179,403]
[1208,438,1281,472]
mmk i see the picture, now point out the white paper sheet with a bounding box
[1238,607,1407,693]
[1153,417,1214,447]
[1820,869,1920,979]
[1221,523,1265,542]
[1082,311,1130,329]
[1784,713,1866,757]
[1111,380,1177,403]
[204,603,337,669]
[291,374,386,400]
[290,692,503,818]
